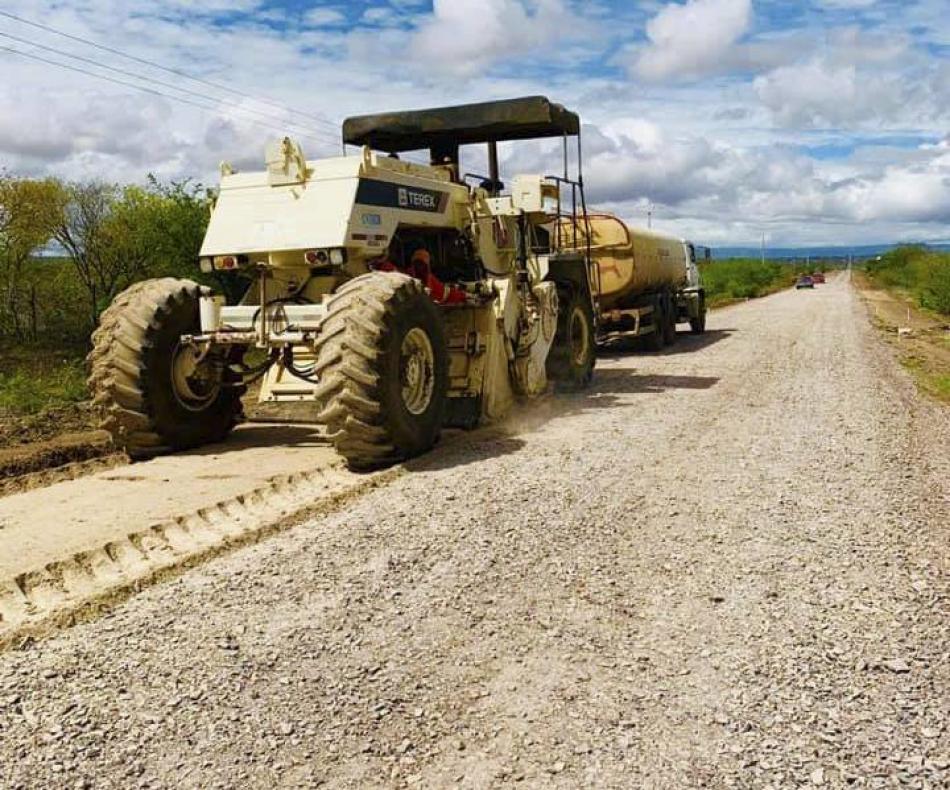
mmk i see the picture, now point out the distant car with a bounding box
[811,272,826,284]
[796,275,815,289]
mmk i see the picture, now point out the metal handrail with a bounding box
[543,174,600,304]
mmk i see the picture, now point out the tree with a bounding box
[54,177,216,330]
[142,174,212,275]
[0,176,66,340]
[53,181,127,330]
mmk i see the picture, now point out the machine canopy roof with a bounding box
[342,95,580,152]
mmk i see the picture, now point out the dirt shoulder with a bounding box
[854,270,950,403]
[0,387,297,498]
[0,402,114,495]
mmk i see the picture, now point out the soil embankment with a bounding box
[854,270,950,403]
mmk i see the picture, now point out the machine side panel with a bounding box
[201,177,360,257]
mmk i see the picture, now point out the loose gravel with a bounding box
[0,275,947,789]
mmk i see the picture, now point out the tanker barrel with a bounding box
[566,215,689,311]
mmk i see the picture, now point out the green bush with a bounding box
[866,247,950,317]
[699,258,804,305]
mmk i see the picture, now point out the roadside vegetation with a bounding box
[699,258,815,307]
[859,246,950,405]
[0,173,213,421]
[863,246,950,317]
[0,348,87,417]
[900,355,950,403]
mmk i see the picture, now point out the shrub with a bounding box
[699,258,801,305]
[867,247,950,317]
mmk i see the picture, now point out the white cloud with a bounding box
[407,0,588,76]
[0,0,947,246]
[755,60,862,127]
[826,161,950,223]
[817,0,878,8]
[509,120,950,244]
[360,8,402,26]
[302,8,346,27]
[633,0,752,81]
[752,49,936,129]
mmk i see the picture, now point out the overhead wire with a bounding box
[0,44,342,149]
[0,9,343,136]
[0,30,342,147]
[0,10,439,167]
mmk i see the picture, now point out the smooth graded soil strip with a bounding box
[0,424,393,645]
[0,423,341,581]
[0,275,947,788]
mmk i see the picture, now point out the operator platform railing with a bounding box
[544,175,602,310]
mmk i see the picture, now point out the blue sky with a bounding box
[0,0,948,246]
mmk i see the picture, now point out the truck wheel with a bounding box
[690,294,707,334]
[662,289,677,346]
[313,272,448,470]
[546,285,596,390]
[88,278,244,459]
[643,297,666,352]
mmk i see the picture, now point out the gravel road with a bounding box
[1,274,947,789]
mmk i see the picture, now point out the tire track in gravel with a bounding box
[0,275,946,789]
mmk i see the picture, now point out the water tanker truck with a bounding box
[562,214,708,348]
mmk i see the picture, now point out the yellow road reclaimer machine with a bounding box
[89,97,599,468]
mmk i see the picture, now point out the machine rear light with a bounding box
[212,255,239,270]
[199,256,213,273]
[304,249,346,266]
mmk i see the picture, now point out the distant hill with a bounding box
[713,242,950,261]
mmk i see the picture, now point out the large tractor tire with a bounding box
[690,293,707,335]
[312,272,448,470]
[88,278,244,459]
[546,284,596,390]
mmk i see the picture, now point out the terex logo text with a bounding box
[398,187,438,211]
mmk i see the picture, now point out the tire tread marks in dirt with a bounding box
[0,463,395,646]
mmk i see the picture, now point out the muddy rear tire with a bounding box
[546,284,596,390]
[87,278,244,459]
[312,272,448,470]
[643,296,666,352]
[662,289,677,345]
[690,294,707,334]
